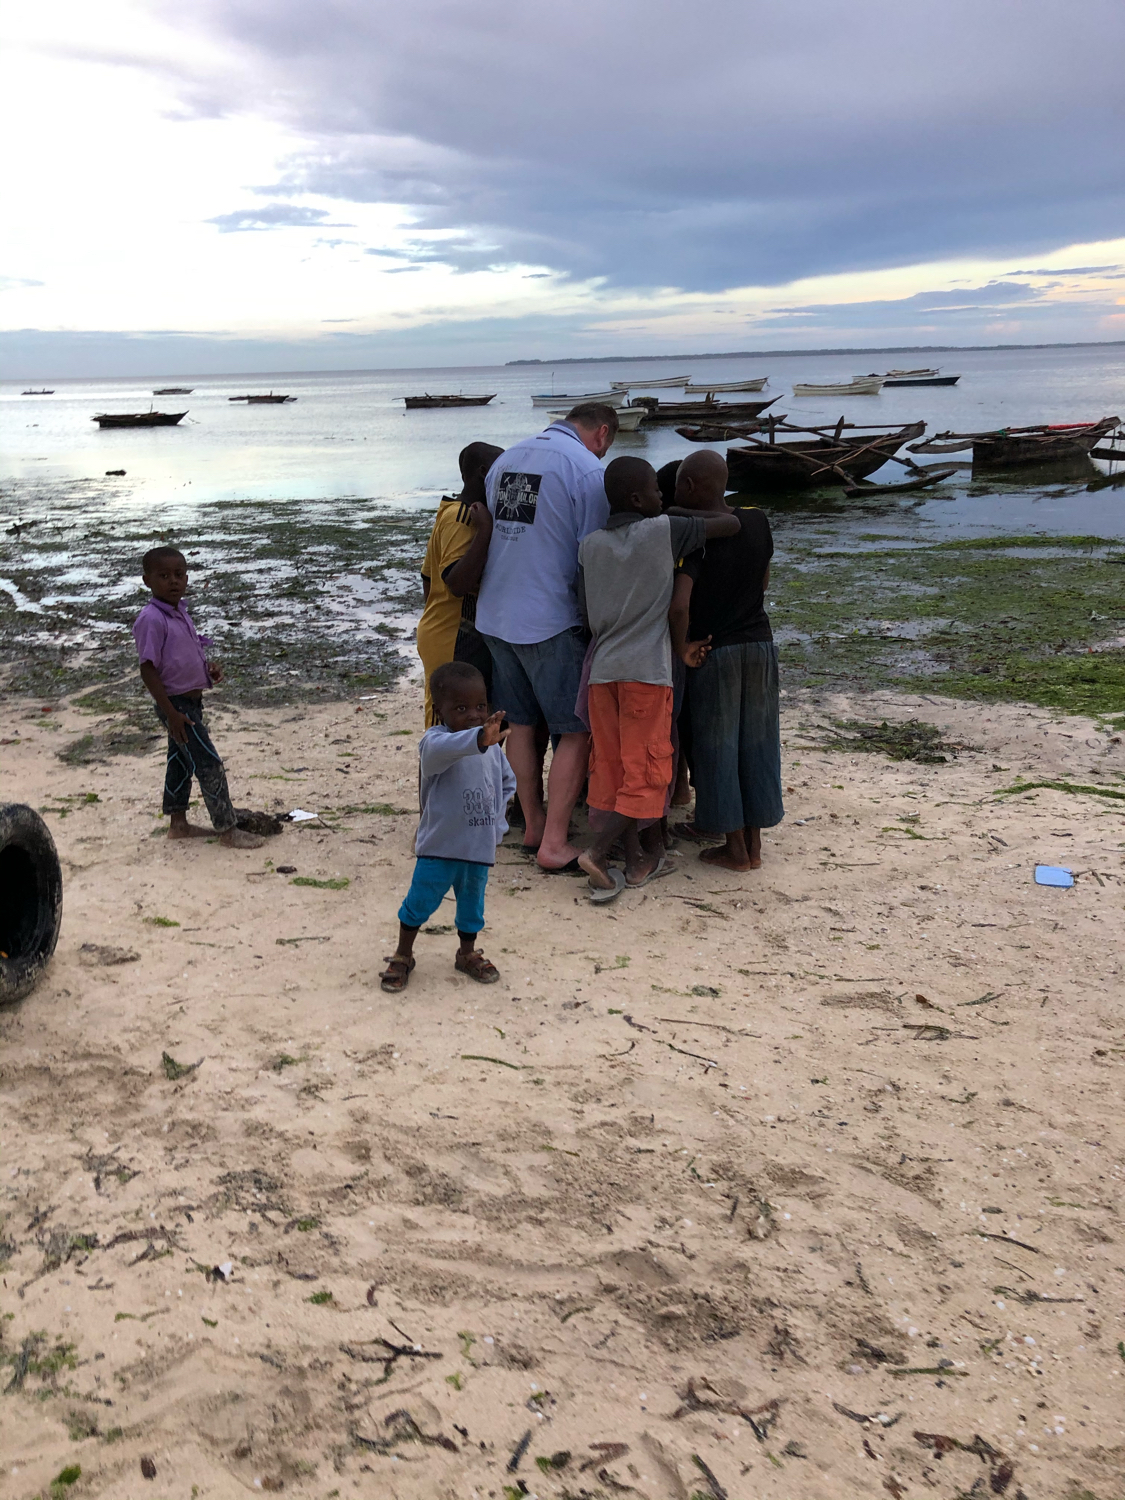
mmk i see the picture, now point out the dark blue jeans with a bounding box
[156,694,237,832]
[686,642,784,834]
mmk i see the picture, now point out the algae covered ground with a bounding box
[771,525,1125,721]
[2,476,1124,734]
[0,477,432,733]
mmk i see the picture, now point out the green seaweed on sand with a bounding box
[291,876,350,890]
[995,778,1125,802]
[817,719,959,762]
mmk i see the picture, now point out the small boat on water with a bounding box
[791,375,885,397]
[229,392,297,403]
[676,419,773,442]
[92,410,187,429]
[401,393,496,409]
[610,375,688,390]
[883,369,960,387]
[22,388,54,395]
[726,419,925,491]
[530,389,627,409]
[908,416,1120,468]
[683,377,768,394]
[548,405,647,431]
[154,387,193,395]
[629,395,779,425]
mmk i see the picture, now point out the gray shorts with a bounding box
[481,626,588,735]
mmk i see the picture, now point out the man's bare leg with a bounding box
[167,811,211,840]
[504,724,547,850]
[537,731,589,869]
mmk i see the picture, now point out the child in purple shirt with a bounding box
[133,546,262,849]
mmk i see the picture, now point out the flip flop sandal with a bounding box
[379,955,415,993]
[455,950,500,984]
[627,854,675,888]
[587,866,627,904]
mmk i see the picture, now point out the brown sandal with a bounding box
[454,950,500,984]
[379,954,416,993]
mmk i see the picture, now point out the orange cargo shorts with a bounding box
[587,681,674,821]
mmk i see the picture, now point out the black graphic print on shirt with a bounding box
[495,470,541,525]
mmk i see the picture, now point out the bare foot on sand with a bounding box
[219,828,265,849]
[538,840,583,872]
[625,848,663,886]
[578,850,617,889]
[699,828,762,871]
[700,845,756,872]
[167,822,213,840]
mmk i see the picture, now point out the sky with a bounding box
[3,0,1125,377]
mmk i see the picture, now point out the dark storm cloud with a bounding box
[152,0,1124,291]
[207,203,353,231]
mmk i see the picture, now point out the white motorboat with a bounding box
[609,375,689,391]
[683,377,768,393]
[791,375,885,397]
[530,388,627,409]
[547,405,647,431]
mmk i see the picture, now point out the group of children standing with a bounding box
[130,412,782,996]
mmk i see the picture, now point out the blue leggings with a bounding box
[157,693,236,832]
[398,857,490,934]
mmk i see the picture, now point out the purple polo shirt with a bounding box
[132,597,212,695]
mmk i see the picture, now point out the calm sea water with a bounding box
[3,343,1124,535]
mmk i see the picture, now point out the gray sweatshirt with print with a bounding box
[415,726,517,865]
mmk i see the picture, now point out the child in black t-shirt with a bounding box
[668,449,784,870]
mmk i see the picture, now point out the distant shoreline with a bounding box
[507,339,1125,365]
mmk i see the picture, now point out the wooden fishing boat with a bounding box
[683,377,768,394]
[908,416,1120,467]
[548,404,647,431]
[92,410,187,428]
[843,465,959,497]
[530,389,626,408]
[791,375,884,397]
[883,373,960,387]
[726,419,925,491]
[675,420,771,442]
[886,368,939,378]
[610,375,688,390]
[153,387,193,395]
[629,395,779,425]
[229,392,297,403]
[400,393,496,409]
[22,388,54,395]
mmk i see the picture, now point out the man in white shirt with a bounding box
[476,402,616,871]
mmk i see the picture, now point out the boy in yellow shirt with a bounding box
[417,442,501,725]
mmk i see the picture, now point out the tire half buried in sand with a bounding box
[0,803,62,1003]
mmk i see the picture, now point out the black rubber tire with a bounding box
[0,803,63,1004]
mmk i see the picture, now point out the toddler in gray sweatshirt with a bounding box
[380,662,515,993]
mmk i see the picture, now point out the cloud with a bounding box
[1002,265,1122,276]
[207,202,353,232]
[752,280,1125,333]
[151,0,1125,292]
[0,275,45,292]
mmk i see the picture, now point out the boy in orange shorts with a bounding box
[576,457,738,902]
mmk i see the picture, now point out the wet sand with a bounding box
[1,684,1124,1499]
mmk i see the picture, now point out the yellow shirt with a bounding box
[417,496,474,725]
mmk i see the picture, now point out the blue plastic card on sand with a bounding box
[1035,865,1074,888]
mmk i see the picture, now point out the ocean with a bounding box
[2,343,1124,713]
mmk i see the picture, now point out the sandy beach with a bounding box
[2,682,1123,1500]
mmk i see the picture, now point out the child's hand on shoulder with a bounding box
[477,709,509,749]
[207,660,224,684]
[680,636,712,669]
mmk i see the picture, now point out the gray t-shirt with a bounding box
[578,512,706,686]
[416,726,518,865]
